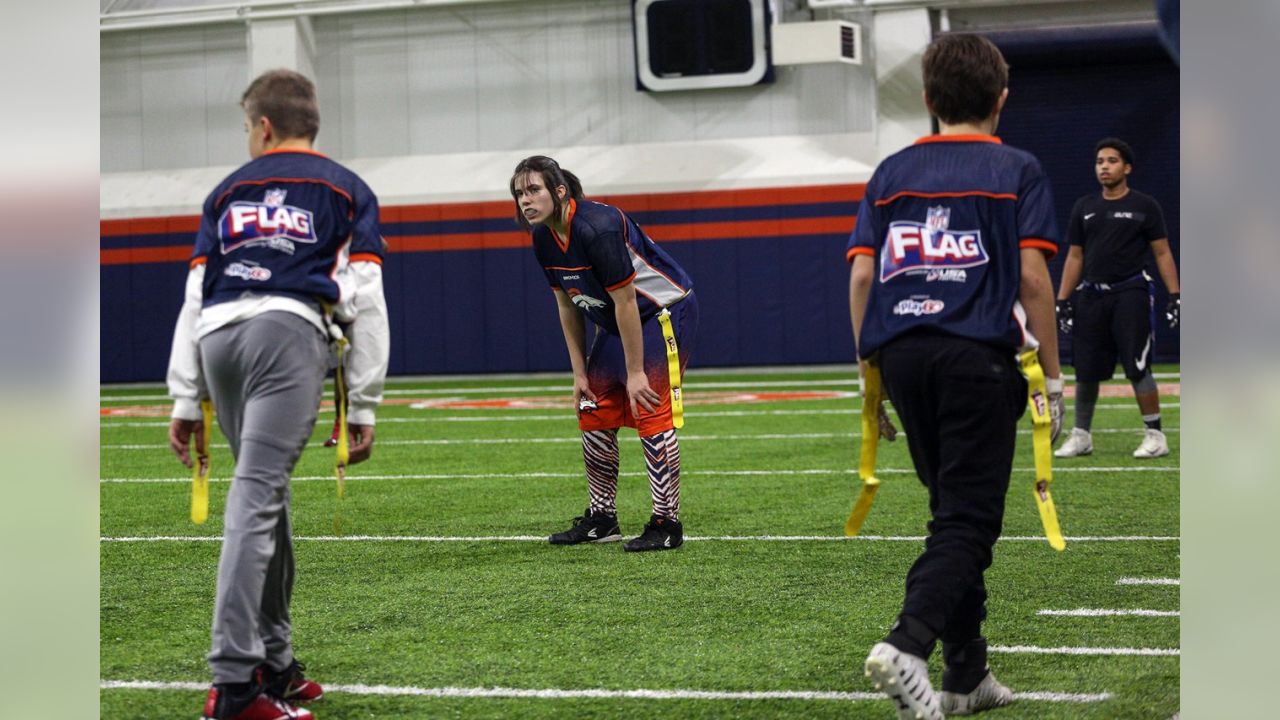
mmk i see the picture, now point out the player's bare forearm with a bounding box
[607,284,647,377]
[608,284,661,414]
[1020,248,1062,378]
[1150,239,1180,294]
[849,255,875,358]
[1057,246,1084,300]
[553,290,589,378]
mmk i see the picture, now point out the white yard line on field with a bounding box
[1037,609,1180,617]
[98,372,1181,402]
[100,428,1181,450]
[99,404,1180,427]
[99,679,1113,704]
[990,645,1179,657]
[1116,577,1181,586]
[100,465,1178,484]
[100,534,1179,543]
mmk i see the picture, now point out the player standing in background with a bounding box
[1055,138,1180,459]
[510,156,697,552]
[167,69,390,720]
[847,34,1064,719]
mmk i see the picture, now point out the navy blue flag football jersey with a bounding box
[533,199,692,335]
[192,148,384,309]
[847,135,1060,357]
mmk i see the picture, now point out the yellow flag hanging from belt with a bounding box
[1020,349,1066,551]
[332,337,350,535]
[657,308,684,429]
[845,363,882,536]
[190,398,213,524]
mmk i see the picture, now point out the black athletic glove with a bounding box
[1166,293,1180,329]
[1056,299,1074,336]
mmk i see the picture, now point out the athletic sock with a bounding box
[1143,413,1162,431]
[582,429,619,515]
[640,429,680,519]
[1075,381,1100,432]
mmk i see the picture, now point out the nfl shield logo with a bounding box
[925,205,950,231]
[264,188,288,207]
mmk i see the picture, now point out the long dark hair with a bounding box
[510,155,585,230]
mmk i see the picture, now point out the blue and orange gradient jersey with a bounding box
[847,135,1059,357]
[192,148,384,309]
[532,199,692,335]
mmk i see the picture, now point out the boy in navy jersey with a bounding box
[1054,138,1180,459]
[847,35,1063,719]
[510,156,697,552]
[167,69,390,720]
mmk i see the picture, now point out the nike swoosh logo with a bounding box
[1084,213,1096,220]
[587,528,598,538]
[1135,335,1152,371]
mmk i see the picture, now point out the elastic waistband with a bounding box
[1079,271,1151,294]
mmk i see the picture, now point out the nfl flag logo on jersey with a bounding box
[264,188,288,207]
[925,205,950,231]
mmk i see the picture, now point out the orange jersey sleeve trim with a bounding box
[349,252,383,265]
[605,271,637,292]
[1020,238,1059,259]
[875,190,1018,207]
[190,256,207,269]
[846,246,875,263]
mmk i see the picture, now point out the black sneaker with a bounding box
[548,508,623,544]
[623,515,683,552]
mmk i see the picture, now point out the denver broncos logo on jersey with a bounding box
[218,199,318,255]
[879,220,989,282]
[567,287,607,310]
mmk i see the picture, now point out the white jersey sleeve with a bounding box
[167,263,207,420]
[344,260,390,426]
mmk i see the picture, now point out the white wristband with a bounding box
[1046,376,1064,394]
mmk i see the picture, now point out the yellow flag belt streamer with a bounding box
[1020,349,1066,551]
[332,337,350,534]
[657,308,684,429]
[190,398,214,524]
[845,363,883,536]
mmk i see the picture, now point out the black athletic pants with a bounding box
[877,331,1026,667]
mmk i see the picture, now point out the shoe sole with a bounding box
[548,533,624,545]
[1053,448,1092,458]
[1133,450,1169,458]
[864,653,941,720]
[622,539,683,552]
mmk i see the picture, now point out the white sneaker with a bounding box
[1133,428,1170,458]
[940,670,1014,715]
[864,642,944,720]
[1054,428,1093,458]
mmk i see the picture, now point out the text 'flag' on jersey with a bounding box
[847,135,1060,358]
[880,211,990,282]
[218,190,318,255]
[532,199,692,336]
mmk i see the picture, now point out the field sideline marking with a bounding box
[98,679,1113,704]
[100,534,1179,543]
[98,372,1182,402]
[990,645,1179,657]
[100,428,1182,450]
[100,465,1178,483]
[1117,577,1180,586]
[100,406,1179,427]
[1037,609,1180,617]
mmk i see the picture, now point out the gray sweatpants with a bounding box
[199,311,328,684]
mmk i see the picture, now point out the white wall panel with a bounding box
[101,34,144,172]
[101,25,246,173]
[102,1,877,171]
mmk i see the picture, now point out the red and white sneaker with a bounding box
[323,417,341,448]
[202,686,313,720]
[261,660,324,704]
